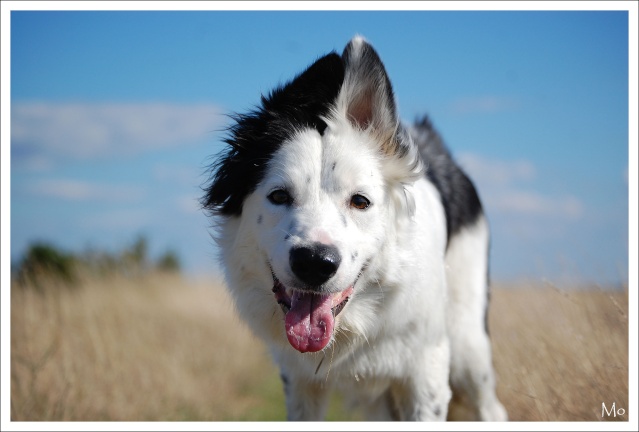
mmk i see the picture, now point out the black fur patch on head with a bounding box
[202,53,345,216]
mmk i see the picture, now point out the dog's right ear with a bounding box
[338,36,398,146]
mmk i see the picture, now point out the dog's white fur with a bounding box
[213,36,507,421]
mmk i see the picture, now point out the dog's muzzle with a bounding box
[270,243,353,354]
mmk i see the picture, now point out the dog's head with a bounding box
[203,37,422,353]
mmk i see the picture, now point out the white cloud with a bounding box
[11,101,223,167]
[16,155,55,172]
[487,190,583,219]
[458,152,584,220]
[81,208,152,230]
[457,152,536,184]
[27,178,145,202]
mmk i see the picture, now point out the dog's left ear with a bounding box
[338,36,398,149]
[339,36,423,217]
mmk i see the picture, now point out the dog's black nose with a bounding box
[290,243,341,288]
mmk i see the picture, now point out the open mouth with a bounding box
[271,272,354,353]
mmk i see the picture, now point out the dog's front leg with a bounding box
[391,341,452,421]
[390,379,451,421]
[281,372,330,421]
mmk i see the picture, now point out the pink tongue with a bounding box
[285,291,335,353]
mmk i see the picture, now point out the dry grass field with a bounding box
[10,272,629,423]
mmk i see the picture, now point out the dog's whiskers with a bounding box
[314,355,325,375]
[324,344,335,383]
[373,276,385,300]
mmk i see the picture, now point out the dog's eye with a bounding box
[350,194,370,210]
[268,189,292,206]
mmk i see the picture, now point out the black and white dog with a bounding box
[202,36,507,421]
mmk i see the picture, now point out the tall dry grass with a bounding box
[489,283,629,422]
[10,273,629,422]
[11,272,281,421]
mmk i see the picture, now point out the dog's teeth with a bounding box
[278,301,290,314]
[332,297,349,317]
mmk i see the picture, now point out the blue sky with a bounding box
[3,3,636,286]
